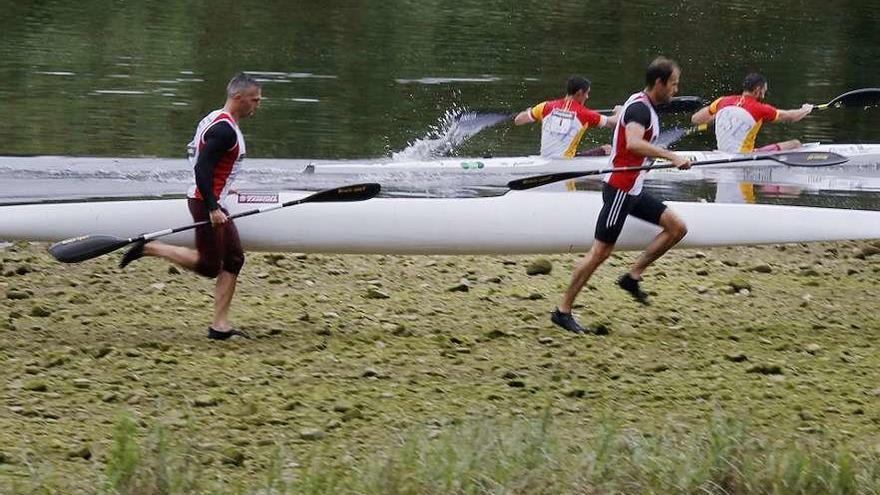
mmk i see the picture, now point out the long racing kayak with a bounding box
[301,143,880,176]
[4,143,878,181]
[2,189,879,255]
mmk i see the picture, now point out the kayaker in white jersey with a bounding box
[550,57,692,335]
[691,73,813,153]
[514,76,619,158]
[118,73,262,340]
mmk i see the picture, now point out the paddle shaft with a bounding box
[48,183,382,263]
[578,154,776,178]
[467,96,706,121]
[137,196,310,243]
[137,182,380,243]
[507,151,848,190]
[596,96,705,116]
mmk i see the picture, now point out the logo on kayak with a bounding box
[460,161,485,170]
[806,153,830,161]
[59,235,89,245]
[338,185,367,194]
[237,192,279,204]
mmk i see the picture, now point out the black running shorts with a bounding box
[594,182,667,244]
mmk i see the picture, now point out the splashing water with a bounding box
[392,108,511,160]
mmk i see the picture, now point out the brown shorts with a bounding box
[188,198,245,277]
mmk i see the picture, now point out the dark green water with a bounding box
[2,0,880,159]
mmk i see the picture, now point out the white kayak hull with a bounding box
[303,143,880,176]
[2,190,879,255]
[4,143,876,178]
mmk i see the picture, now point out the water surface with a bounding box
[2,1,880,208]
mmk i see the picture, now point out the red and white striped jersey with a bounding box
[605,92,659,195]
[186,110,246,206]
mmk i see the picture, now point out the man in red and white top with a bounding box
[551,58,692,335]
[514,76,618,158]
[119,73,262,340]
[691,73,813,153]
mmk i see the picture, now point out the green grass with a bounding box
[103,414,204,495]
[3,241,879,494]
[11,411,880,495]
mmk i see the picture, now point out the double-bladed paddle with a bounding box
[590,95,707,115]
[452,96,707,136]
[507,151,849,191]
[48,183,382,263]
[814,88,880,110]
[666,88,880,142]
[651,95,707,115]
[653,123,711,148]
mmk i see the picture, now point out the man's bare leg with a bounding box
[559,240,615,313]
[628,210,688,280]
[211,271,237,331]
[143,242,199,271]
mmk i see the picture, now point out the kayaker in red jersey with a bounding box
[514,75,619,158]
[551,57,692,335]
[691,73,813,154]
[119,73,262,340]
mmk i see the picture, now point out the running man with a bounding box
[119,73,262,340]
[691,73,813,153]
[514,76,618,158]
[551,57,692,334]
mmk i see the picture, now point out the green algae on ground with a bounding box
[0,240,879,493]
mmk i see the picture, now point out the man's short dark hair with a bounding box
[227,72,261,97]
[645,57,679,88]
[743,73,767,92]
[566,76,591,96]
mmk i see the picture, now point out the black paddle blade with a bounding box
[654,123,710,148]
[768,151,849,167]
[48,235,131,263]
[824,88,880,109]
[655,96,707,114]
[508,172,590,191]
[302,183,382,203]
[654,127,690,148]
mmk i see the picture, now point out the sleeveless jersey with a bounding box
[526,98,605,158]
[709,95,779,153]
[605,91,659,195]
[186,110,246,206]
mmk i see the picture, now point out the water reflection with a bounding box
[579,164,880,211]
[3,0,880,159]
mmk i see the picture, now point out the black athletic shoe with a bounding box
[618,273,650,306]
[119,239,148,269]
[208,327,253,340]
[551,309,588,334]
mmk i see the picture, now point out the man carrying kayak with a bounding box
[551,57,692,334]
[514,75,619,158]
[119,73,262,340]
[691,73,813,153]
